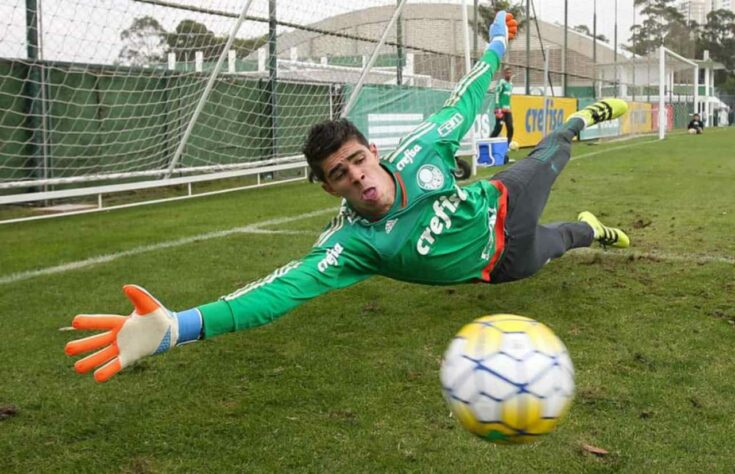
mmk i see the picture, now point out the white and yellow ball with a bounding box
[688,128,697,135]
[509,140,520,151]
[440,314,574,444]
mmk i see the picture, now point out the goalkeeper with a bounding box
[65,12,630,383]
[687,113,704,134]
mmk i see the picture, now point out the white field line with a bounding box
[0,208,336,286]
[3,215,731,289]
[4,132,734,286]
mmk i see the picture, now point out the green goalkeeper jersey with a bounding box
[198,49,508,338]
[495,78,512,110]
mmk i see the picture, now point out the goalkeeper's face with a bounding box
[319,138,395,220]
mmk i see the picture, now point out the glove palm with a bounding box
[65,285,182,383]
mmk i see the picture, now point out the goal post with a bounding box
[592,46,698,142]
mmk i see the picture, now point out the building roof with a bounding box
[255,3,642,89]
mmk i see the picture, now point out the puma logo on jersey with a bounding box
[416,187,468,256]
[318,243,344,273]
[396,144,422,171]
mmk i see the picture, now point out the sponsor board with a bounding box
[651,103,674,132]
[506,96,578,147]
[621,102,654,135]
[580,118,621,140]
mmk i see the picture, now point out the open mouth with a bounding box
[361,187,378,201]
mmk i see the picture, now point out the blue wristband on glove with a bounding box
[487,38,506,58]
[176,308,203,344]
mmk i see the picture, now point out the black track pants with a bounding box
[489,118,594,283]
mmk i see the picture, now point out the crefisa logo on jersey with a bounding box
[318,243,344,273]
[417,165,444,190]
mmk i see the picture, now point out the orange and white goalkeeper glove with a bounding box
[64,285,202,382]
[487,11,518,58]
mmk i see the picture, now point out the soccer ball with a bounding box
[688,128,697,134]
[440,314,574,444]
[509,140,520,151]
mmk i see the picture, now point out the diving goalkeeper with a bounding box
[65,12,630,383]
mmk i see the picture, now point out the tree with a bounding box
[470,0,526,43]
[719,75,735,95]
[118,16,168,67]
[167,20,267,64]
[697,9,735,72]
[697,9,735,90]
[627,0,694,57]
[167,20,220,63]
[572,24,609,43]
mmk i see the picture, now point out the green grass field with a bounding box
[1,129,734,473]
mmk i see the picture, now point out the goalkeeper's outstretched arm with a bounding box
[424,11,517,155]
[65,234,376,382]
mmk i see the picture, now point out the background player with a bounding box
[490,66,514,162]
[688,113,704,134]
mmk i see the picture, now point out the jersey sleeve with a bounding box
[196,222,377,338]
[424,48,501,157]
[381,49,500,173]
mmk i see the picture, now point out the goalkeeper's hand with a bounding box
[487,11,518,58]
[64,285,202,383]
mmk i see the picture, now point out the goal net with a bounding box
[0,0,487,219]
[587,46,698,142]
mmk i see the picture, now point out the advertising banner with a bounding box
[508,96,578,147]
[621,102,653,135]
[580,119,622,140]
[651,103,674,132]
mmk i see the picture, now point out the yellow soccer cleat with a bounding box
[578,211,630,248]
[568,99,628,128]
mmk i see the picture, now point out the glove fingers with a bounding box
[94,358,122,383]
[64,331,115,356]
[74,344,118,374]
[506,16,518,40]
[123,284,163,316]
[72,314,126,331]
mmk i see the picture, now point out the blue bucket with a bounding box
[476,138,508,167]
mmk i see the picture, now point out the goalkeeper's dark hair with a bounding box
[303,118,369,183]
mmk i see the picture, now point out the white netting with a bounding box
[0,0,487,198]
[592,46,698,140]
[5,1,703,211]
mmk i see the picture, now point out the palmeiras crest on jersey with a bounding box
[416,165,444,191]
